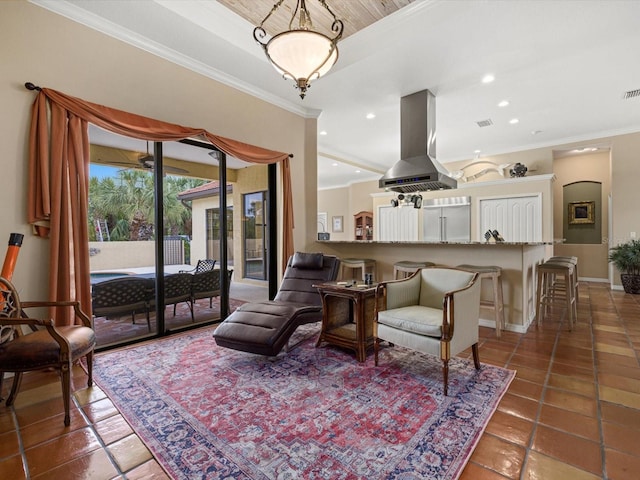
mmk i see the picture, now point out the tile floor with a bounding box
[1,281,639,479]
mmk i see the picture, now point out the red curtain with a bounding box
[28,88,294,325]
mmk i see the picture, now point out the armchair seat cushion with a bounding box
[377,305,443,338]
[0,326,96,370]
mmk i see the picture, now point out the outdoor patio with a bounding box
[93,279,268,348]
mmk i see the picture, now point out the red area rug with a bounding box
[94,325,514,479]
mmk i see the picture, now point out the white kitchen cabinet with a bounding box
[377,205,419,241]
[479,194,542,242]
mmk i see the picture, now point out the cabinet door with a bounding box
[479,199,509,239]
[423,207,442,241]
[377,206,397,241]
[479,195,541,242]
[509,196,542,242]
[442,205,471,242]
[378,205,419,241]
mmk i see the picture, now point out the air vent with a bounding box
[623,89,640,99]
[476,119,493,127]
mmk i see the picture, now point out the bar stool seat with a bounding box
[535,260,576,330]
[457,264,505,338]
[393,260,435,279]
[340,258,377,282]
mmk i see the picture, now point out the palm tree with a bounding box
[89,168,205,241]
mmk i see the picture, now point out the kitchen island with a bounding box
[315,240,552,333]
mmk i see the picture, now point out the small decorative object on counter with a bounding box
[492,230,505,242]
[509,162,528,177]
[484,230,493,242]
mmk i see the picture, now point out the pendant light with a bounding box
[253,0,343,99]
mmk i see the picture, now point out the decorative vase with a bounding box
[621,274,640,294]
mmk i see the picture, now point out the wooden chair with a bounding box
[374,267,481,395]
[0,277,96,426]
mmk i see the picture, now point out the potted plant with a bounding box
[609,239,640,294]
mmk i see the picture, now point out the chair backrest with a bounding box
[163,272,193,302]
[274,252,340,305]
[0,276,22,343]
[191,269,233,297]
[195,259,216,274]
[92,277,153,315]
[418,267,477,308]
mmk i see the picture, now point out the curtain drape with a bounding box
[28,88,294,325]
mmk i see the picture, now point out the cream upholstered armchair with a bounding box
[374,267,481,395]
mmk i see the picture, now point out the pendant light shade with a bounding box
[254,0,343,99]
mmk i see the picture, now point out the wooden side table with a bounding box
[314,282,379,362]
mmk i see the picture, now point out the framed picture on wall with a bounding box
[332,215,343,232]
[568,201,595,225]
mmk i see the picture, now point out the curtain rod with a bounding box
[25,82,41,91]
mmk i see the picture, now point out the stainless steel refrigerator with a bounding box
[422,197,471,242]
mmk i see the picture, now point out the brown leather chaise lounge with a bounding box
[213,252,339,356]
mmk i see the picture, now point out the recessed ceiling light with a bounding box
[319,130,327,136]
[331,162,338,167]
[531,130,542,135]
[366,113,376,119]
[482,74,495,84]
[498,100,509,107]
[474,149,481,154]
[355,170,361,173]
[509,118,519,124]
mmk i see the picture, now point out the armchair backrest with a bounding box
[418,268,477,308]
[274,252,340,305]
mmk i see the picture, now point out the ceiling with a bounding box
[35,0,640,189]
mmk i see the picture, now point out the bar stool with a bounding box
[339,258,377,282]
[457,264,505,338]
[393,260,435,279]
[535,260,576,330]
[548,256,579,308]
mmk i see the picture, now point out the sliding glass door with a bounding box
[243,191,267,280]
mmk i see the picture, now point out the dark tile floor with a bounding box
[1,281,638,479]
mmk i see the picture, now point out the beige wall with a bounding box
[0,1,311,300]
[552,152,610,280]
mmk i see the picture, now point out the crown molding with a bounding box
[29,0,321,119]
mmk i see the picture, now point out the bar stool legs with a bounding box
[457,264,505,338]
[535,260,576,330]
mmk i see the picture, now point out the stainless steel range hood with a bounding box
[379,90,457,192]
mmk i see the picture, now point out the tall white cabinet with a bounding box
[377,205,420,241]
[478,194,542,242]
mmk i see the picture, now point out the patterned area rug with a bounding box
[94,325,515,479]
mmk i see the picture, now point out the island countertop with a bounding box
[314,240,551,333]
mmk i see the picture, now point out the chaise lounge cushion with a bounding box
[213,252,339,356]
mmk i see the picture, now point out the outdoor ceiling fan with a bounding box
[136,142,188,175]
